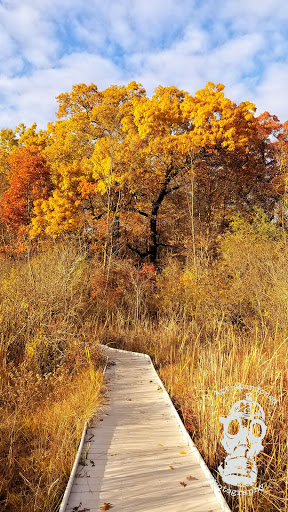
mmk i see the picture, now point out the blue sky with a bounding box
[1,0,288,129]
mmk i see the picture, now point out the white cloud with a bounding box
[222,0,288,23]
[127,30,265,100]
[0,3,58,70]
[0,0,288,128]
[0,52,123,129]
[253,63,288,121]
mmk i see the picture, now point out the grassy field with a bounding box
[0,218,287,511]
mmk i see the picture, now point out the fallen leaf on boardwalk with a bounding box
[150,380,153,382]
[187,476,198,481]
[100,503,113,510]
[157,443,164,446]
[179,451,186,454]
[157,386,162,390]
[169,466,174,470]
[180,481,187,487]
[126,398,132,401]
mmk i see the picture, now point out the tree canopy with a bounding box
[1,81,287,263]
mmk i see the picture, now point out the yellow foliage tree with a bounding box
[29,81,270,264]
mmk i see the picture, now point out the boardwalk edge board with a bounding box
[58,353,109,512]
[58,419,87,512]
[58,344,231,512]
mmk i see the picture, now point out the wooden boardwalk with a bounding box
[63,347,230,512]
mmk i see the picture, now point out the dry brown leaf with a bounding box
[187,475,198,481]
[169,465,174,470]
[180,481,187,487]
[100,503,113,510]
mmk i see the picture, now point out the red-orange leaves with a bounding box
[100,503,113,510]
[0,147,51,234]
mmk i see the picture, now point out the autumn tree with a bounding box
[28,81,281,265]
[0,128,19,199]
[31,82,146,264]
[256,112,288,233]
[125,82,262,262]
[0,143,51,247]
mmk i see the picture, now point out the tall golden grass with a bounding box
[0,242,105,511]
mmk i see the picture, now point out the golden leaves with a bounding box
[27,80,260,243]
[181,82,257,154]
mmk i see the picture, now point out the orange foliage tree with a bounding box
[0,146,51,245]
[256,112,288,229]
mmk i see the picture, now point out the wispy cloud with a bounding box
[0,0,288,129]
